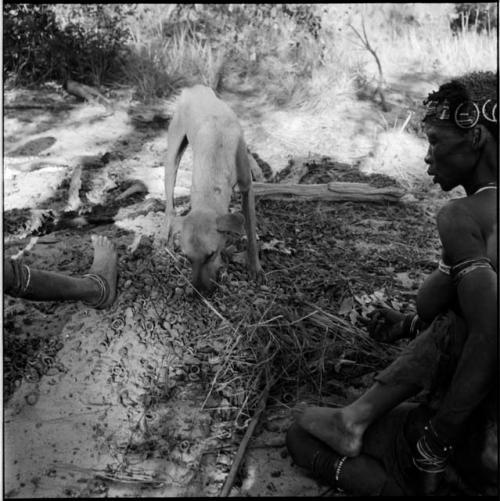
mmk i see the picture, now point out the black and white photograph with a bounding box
[2,3,498,497]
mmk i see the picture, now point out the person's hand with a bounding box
[363,307,406,343]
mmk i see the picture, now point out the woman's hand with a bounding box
[364,307,407,343]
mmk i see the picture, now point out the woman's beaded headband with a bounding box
[424,97,498,128]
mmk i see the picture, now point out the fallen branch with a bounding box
[249,435,286,449]
[63,79,112,109]
[4,236,58,248]
[115,181,149,201]
[3,154,108,172]
[252,181,405,202]
[219,381,271,497]
[4,103,75,111]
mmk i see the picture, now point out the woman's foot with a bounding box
[292,402,365,457]
[85,235,118,309]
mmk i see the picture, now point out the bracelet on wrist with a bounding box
[402,313,421,340]
[438,259,451,276]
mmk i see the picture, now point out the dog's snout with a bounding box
[192,276,217,295]
[194,280,216,294]
[191,263,218,294]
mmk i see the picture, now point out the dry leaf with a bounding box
[395,272,414,289]
[231,251,247,265]
[261,238,292,255]
[338,296,354,316]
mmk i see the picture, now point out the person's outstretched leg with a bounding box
[4,235,118,309]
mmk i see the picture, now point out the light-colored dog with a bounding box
[164,85,263,292]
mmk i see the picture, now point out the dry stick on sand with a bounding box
[64,79,112,108]
[219,377,273,497]
[4,103,75,111]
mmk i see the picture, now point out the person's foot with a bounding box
[292,402,364,457]
[85,235,118,309]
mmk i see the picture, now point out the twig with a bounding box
[203,436,285,455]
[219,380,272,497]
[349,18,390,112]
[399,111,413,134]
[4,238,57,248]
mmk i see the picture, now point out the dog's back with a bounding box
[174,85,241,138]
[173,85,243,213]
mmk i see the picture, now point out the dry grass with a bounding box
[358,130,428,192]
[118,2,497,171]
[149,239,404,426]
[386,26,498,78]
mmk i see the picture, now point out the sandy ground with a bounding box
[2,80,453,497]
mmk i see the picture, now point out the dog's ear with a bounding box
[216,212,245,234]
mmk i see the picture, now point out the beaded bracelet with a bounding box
[334,455,347,483]
[451,257,494,286]
[409,314,420,339]
[7,259,32,296]
[402,313,421,340]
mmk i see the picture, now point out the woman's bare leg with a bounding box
[4,235,118,308]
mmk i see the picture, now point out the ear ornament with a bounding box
[481,99,498,123]
[454,101,480,129]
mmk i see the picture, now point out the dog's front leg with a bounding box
[164,162,176,245]
[164,114,188,245]
[241,184,264,282]
[236,138,263,282]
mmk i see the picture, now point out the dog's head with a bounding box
[173,210,245,293]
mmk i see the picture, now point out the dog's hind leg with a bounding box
[164,112,188,243]
[236,138,263,281]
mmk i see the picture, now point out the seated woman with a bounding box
[287,71,498,496]
[4,234,118,309]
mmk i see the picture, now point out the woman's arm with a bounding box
[416,266,456,323]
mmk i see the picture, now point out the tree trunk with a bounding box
[64,79,111,108]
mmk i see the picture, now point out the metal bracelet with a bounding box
[334,455,347,483]
[437,259,451,276]
[454,101,480,129]
[22,265,32,294]
[82,273,108,308]
[409,314,420,339]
